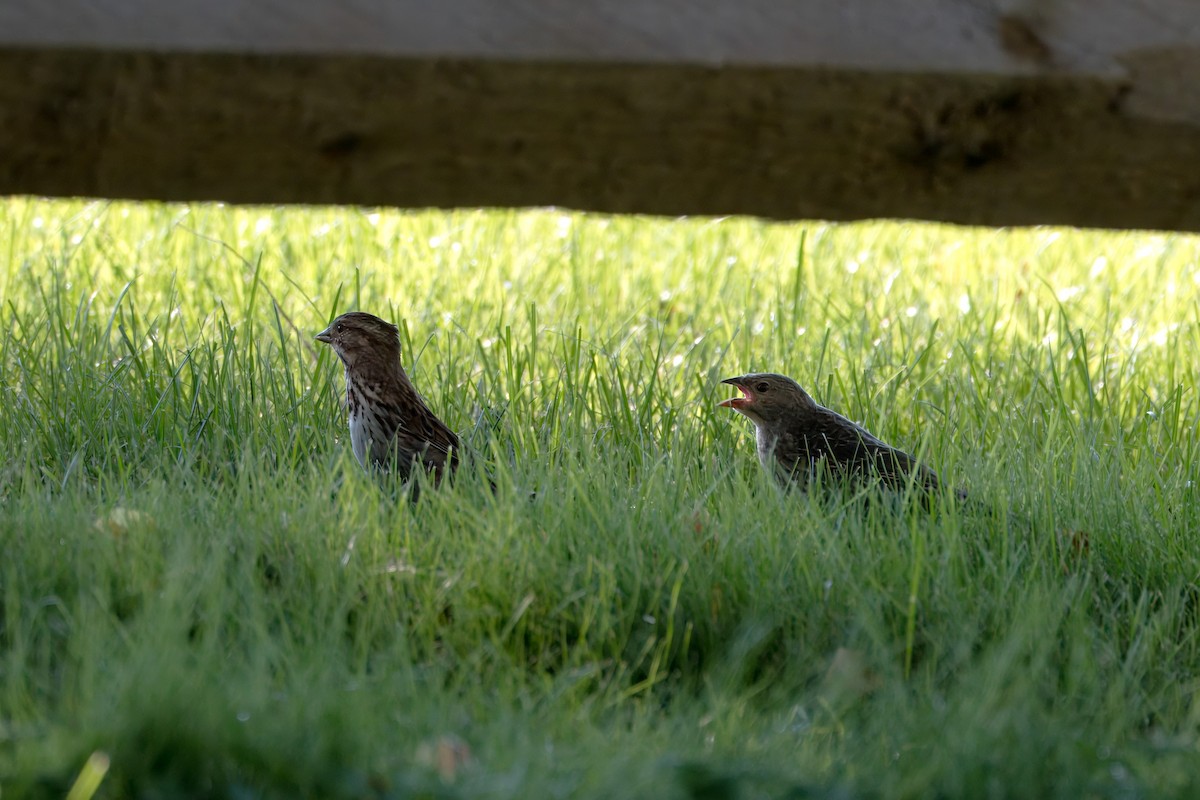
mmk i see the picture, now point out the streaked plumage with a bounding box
[316,312,459,487]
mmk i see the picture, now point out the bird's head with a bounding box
[719,373,816,425]
[315,311,400,368]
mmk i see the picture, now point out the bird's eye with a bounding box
[335,323,344,333]
[756,381,770,393]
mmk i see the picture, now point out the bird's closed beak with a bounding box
[315,325,333,344]
[719,377,750,410]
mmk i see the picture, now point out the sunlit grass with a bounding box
[2,198,1199,798]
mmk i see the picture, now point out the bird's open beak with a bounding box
[718,377,750,410]
[315,326,333,344]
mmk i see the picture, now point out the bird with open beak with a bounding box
[719,372,946,495]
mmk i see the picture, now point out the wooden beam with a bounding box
[2,1,1200,230]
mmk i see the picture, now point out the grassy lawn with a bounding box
[2,199,1199,798]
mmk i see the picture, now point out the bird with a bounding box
[718,372,952,498]
[316,311,459,491]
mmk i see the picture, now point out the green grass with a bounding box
[3,198,1200,798]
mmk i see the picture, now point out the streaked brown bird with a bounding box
[719,372,950,497]
[316,312,459,489]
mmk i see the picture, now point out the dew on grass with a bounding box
[883,270,900,294]
[555,215,572,238]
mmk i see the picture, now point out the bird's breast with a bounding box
[755,426,778,469]
[344,370,404,461]
[348,411,371,468]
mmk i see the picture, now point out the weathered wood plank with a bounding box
[2,1,1200,229]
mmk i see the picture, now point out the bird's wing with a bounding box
[423,418,461,472]
[804,408,881,466]
[393,408,460,475]
[867,441,940,492]
[810,408,940,491]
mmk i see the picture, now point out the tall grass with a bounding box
[2,199,1199,798]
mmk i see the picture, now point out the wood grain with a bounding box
[2,1,1199,229]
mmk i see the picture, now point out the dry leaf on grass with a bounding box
[415,734,473,782]
[820,647,882,704]
[1057,528,1091,572]
[93,507,156,539]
